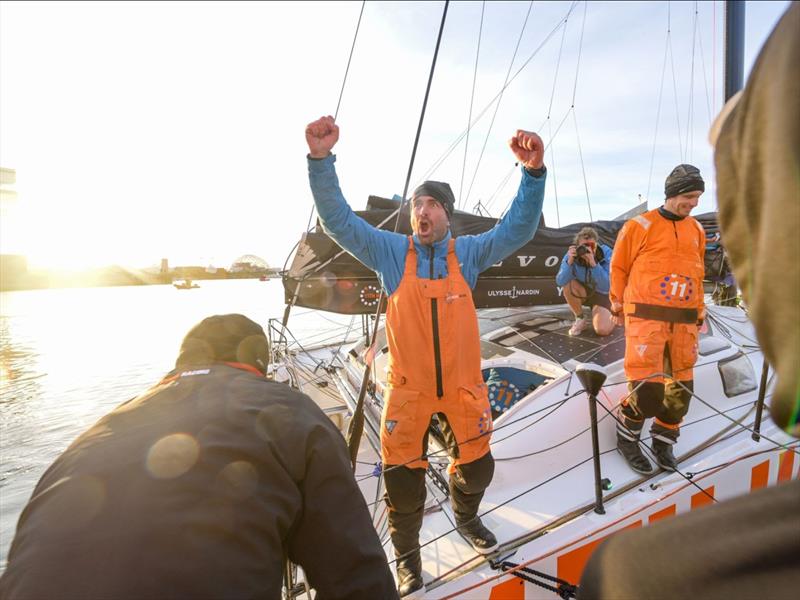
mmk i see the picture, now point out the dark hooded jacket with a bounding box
[0,363,397,599]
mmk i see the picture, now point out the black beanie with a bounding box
[665,164,705,198]
[175,314,269,374]
[412,181,455,218]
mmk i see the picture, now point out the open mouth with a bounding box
[418,220,431,236]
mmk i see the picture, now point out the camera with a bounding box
[575,244,592,263]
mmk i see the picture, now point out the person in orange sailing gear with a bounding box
[610,164,706,474]
[305,115,546,598]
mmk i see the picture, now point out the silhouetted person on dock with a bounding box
[0,314,397,600]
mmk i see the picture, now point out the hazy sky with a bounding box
[0,0,791,270]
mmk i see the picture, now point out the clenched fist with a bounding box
[306,116,340,159]
[508,130,544,170]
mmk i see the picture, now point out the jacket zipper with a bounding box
[429,249,444,398]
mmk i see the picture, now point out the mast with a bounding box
[724,0,746,100]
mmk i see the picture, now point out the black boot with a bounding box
[652,439,678,471]
[456,517,498,554]
[617,437,655,475]
[616,406,654,475]
[395,550,424,598]
[450,476,498,554]
[387,504,425,598]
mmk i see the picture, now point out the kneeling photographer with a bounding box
[556,226,615,337]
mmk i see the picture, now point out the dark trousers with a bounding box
[384,447,494,562]
[619,379,694,444]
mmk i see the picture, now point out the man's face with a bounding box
[410,195,450,245]
[665,190,702,217]
[579,234,597,249]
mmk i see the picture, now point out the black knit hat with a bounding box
[412,181,455,218]
[175,314,269,374]
[665,164,705,198]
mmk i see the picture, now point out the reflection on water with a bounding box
[0,280,356,570]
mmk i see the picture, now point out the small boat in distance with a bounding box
[173,279,199,290]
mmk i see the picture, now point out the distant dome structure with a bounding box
[230,254,269,272]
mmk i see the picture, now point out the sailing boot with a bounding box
[386,489,426,599]
[651,421,680,471]
[395,549,424,599]
[450,463,498,554]
[616,407,654,475]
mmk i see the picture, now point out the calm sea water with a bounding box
[0,279,357,570]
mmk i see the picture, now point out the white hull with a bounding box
[281,302,798,598]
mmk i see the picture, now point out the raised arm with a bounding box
[456,130,547,280]
[305,116,406,291]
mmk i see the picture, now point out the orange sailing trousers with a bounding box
[380,238,492,471]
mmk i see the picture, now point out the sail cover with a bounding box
[283,196,728,315]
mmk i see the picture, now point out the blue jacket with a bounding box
[307,155,546,295]
[555,244,612,294]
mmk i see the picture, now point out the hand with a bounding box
[610,301,623,326]
[567,245,577,265]
[585,252,597,268]
[305,115,339,159]
[508,129,544,170]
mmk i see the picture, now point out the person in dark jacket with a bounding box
[0,314,398,600]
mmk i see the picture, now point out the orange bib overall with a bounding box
[380,238,492,471]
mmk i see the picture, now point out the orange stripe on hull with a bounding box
[691,486,715,509]
[777,450,795,482]
[648,504,677,523]
[556,521,642,585]
[489,577,525,600]
[750,460,770,491]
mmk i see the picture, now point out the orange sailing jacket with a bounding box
[610,208,706,322]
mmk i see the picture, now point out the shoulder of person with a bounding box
[687,216,705,235]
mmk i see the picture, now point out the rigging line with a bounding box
[706,311,761,345]
[293,0,366,284]
[491,397,574,446]
[572,108,592,221]
[347,0,451,470]
[495,407,614,461]
[415,0,580,186]
[546,5,570,120]
[686,442,800,478]
[646,25,670,203]
[696,5,713,129]
[594,399,719,504]
[570,0,588,105]
[670,379,800,455]
[334,0,366,121]
[482,164,516,214]
[356,389,588,483]
[685,1,699,162]
[458,0,485,211]
[547,118,561,227]
[668,27,684,162]
[463,0,534,211]
[496,106,572,218]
